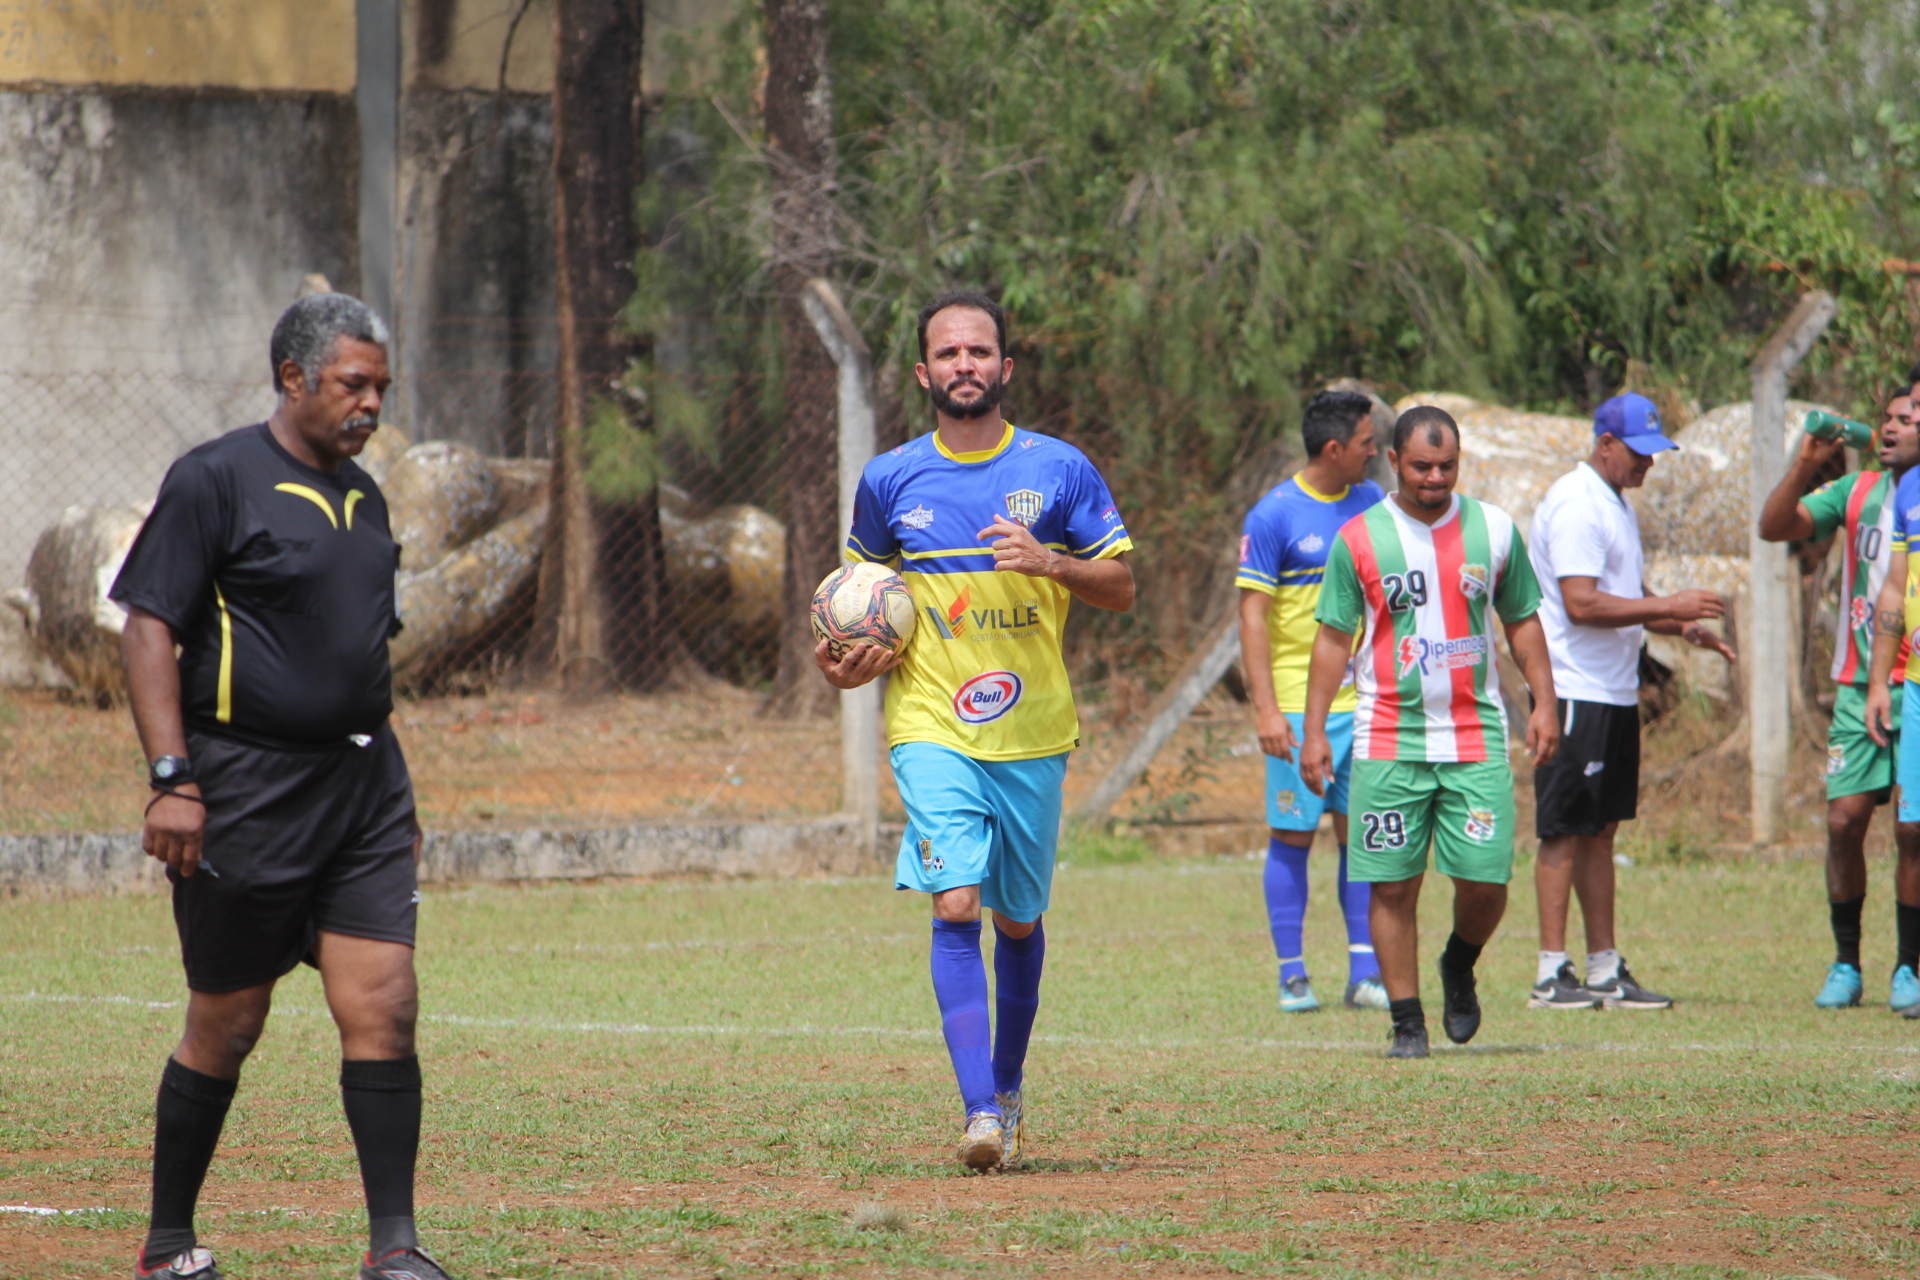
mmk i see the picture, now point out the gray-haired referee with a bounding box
[113,294,455,1280]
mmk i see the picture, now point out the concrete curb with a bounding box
[0,815,887,893]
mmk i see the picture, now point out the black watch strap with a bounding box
[149,755,195,788]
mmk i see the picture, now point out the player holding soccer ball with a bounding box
[1300,406,1560,1059]
[1236,390,1389,1014]
[816,291,1134,1170]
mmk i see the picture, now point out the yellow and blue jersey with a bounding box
[846,421,1133,761]
[1235,475,1385,713]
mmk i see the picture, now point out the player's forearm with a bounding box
[1562,587,1679,628]
[122,608,189,763]
[1302,625,1351,734]
[1504,616,1557,706]
[1237,594,1280,714]
[1050,553,1133,611]
[1869,556,1907,687]
[1755,485,1816,543]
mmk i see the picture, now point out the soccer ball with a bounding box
[810,562,917,659]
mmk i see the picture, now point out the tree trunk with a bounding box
[764,0,840,718]
[536,0,674,692]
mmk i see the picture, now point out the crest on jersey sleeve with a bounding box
[1005,489,1045,527]
[1851,595,1873,631]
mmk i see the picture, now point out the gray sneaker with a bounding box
[360,1247,456,1280]
[1528,962,1601,1010]
[1586,959,1672,1010]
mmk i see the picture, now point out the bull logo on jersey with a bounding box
[925,587,970,639]
[1459,563,1489,600]
[954,670,1023,723]
[1851,595,1874,632]
[1397,634,1488,678]
[1464,808,1497,842]
[901,504,935,530]
[1005,489,1045,527]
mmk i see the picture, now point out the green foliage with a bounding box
[638,1,1920,667]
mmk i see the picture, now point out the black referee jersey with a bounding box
[111,423,403,748]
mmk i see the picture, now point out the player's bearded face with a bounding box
[929,367,1003,419]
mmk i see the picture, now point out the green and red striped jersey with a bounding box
[1803,469,1910,685]
[1315,494,1542,763]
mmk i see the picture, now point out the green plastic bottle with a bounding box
[1804,409,1875,449]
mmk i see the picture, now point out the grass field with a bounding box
[6,842,1920,1279]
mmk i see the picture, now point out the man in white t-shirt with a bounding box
[1526,393,1738,1011]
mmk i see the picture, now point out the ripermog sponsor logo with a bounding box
[953,670,1023,723]
[1397,634,1488,679]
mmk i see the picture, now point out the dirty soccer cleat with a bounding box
[135,1247,223,1280]
[1343,977,1389,1011]
[1438,959,1482,1044]
[1528,962,1601,1011]
[360,1246,457,1280]
[1279,974,1321,1013]
[1586,959,1672,1010]
[1815,963,1864,1009]
[1386,1018,1429,1059]
[994,1090,1024,1168]
[957,1110,1005,1172]
[1891,965,1920,1013]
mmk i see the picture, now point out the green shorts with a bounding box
[1829,682,1901,802]
[1348,758,1515,885]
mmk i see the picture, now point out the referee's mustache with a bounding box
[342,411,379,433]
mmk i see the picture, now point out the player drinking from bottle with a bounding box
[1236,390,1388,1014]
[1763,381,1920,1010]
[1300,405,1560,1058]
[816,292,1135,1169]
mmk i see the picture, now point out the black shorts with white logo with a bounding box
[171,724,418,993]
[1532,697,1640,840]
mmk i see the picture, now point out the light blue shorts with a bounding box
[1267,711,1354,830]
[1898,683,1920,822]
[891,742,1069,923]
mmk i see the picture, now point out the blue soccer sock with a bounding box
[1264,837,1311,982]
[1339,845,1380,984]
[929,918,997,1118]
[990,920,1045,1097]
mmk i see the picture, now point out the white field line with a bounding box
[0,1205,107,1215]
[7,991,1920,1056]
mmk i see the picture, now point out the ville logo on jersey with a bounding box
[1005,489,1045,527]
[1463,808,1497,842]
[1851,595,1874,632]
[925,587,971,639]
[1297,533,1324,554]
[901,504,935,530]
[1101,505,1120,524]
[953,670,1024,723]
[1459,563,1489,600]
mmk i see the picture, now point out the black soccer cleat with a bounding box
[135,1247,223,1280]
[361,1247,457,1280]
[1439,958,1482,1044]
[1386,1018,1430,1059]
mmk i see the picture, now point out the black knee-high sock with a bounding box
[1388,996,1425,1030]
[1832,895,1866,968]
[1898,902,1920,974]
[143,1058,237,1269]
[341,1056,422,1259]
[1441,932,1484,973]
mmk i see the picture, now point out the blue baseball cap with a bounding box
[1593,392,1677,455]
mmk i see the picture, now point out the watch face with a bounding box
[154,758,182,779]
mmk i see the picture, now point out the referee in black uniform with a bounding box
[113,293,455,1280]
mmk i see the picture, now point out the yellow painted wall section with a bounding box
[0,0,355,91]
[407,0,735,95]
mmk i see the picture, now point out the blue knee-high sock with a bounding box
[991,921,1045,1097]
[1264,837,1311,982]
[930,919,997,1118]
[1339,845,1379,983]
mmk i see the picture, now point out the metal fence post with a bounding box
[802,279,879,857]
[1748,291,1835,846]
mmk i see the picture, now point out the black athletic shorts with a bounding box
[171,724,419,993]
[1532,697,1640,840]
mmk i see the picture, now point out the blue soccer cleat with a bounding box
[1279,974,1321,1013]
[1891,965,1920,1012]
[1816,963,1863,1009]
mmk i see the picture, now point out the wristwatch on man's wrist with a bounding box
[149,755,196,788]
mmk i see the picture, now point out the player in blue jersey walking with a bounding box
[1236,391,1389,1013]
[817,292,1135,1171]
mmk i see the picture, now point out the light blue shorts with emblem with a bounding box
[1897,682,1920,821]
[891,742,1068,923]
[1266,711,1354,830]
